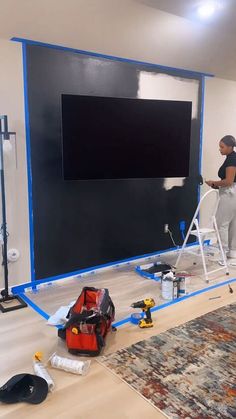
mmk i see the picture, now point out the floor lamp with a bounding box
[0,115,27,312]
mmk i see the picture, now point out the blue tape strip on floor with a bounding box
[18,277,236,329]
[112,276,236,328]
[18,293,50,320]
[12,241,206,295]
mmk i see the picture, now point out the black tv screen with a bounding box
[61,94,192,180]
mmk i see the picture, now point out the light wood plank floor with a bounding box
[1,276,235,419]
[22,248,236,323]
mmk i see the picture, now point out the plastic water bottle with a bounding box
[33,352,55,391]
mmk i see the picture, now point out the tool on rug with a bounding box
[131,298,155,328]
[33,352,55,391]
[58,287,115,356]
[49,353,90,375]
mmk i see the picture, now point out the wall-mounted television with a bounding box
[61,94,192,180]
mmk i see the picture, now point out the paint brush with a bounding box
[209,296,221,300]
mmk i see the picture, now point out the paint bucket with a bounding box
[177,276,186,295]
[161,271,175,300]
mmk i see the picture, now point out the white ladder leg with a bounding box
[212,216,229,275]
[175,190,217,269]
[175,217,196,268]
[194,218,209,283]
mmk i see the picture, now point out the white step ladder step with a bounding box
[190,227,215,236]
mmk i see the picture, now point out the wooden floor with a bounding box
[21,247,236,323]
[1,274,235,419]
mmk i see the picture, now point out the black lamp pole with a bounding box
[0,115,27,312]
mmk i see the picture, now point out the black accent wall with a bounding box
[26,44,202,279]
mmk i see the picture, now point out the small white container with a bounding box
[33,360,55,391]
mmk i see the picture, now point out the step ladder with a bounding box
[175,189,229,283]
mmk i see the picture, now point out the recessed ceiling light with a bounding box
[197,2,218,19]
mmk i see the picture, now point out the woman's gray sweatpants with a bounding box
[216,184,236,258]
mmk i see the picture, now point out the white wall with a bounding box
[201,77,236,226]
[0,39,30,287]
[1,37,236,287]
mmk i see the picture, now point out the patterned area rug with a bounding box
[100,304,236,419]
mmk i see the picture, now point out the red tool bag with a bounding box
[58,287,115,356]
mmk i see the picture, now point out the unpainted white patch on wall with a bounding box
[163,177,186,191]
[137,72,199,119]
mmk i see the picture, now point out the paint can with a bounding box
[161,271,174,300]
[161,271,181,300]
[177,276,186,295]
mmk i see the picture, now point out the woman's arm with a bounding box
[206,166,236,188]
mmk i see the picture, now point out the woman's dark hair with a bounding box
[220,135,236,147]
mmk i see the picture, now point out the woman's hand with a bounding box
[205,180,214,187]
[205,180,218,189]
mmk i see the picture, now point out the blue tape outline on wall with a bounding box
[198,74,206,203]
[12,37,214,78]
[22,42,36,282]
[12,36,214,284]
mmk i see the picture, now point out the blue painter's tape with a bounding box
[130,313,143,324]
[150,276,236,314]
[112,317,132,328]
[12,239,212,295]
[14,37,209,286]
[15,277,236,329]
[18,293,50,320]
[22,43,35,282]
[112,276,236,327]
[179,220,186,231]
[198,75,206,204]
[11,37,214,79]
[12,241,202,294]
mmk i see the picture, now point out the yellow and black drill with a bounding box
[131,298,155,328]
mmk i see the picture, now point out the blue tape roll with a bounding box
[130,313,142,324]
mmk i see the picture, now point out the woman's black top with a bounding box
[218,151,236,182]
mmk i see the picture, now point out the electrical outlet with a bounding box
[164,224,169,233]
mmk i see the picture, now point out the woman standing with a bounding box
[205,135,236,261]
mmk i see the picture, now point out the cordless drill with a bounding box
[131,298,155,328]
